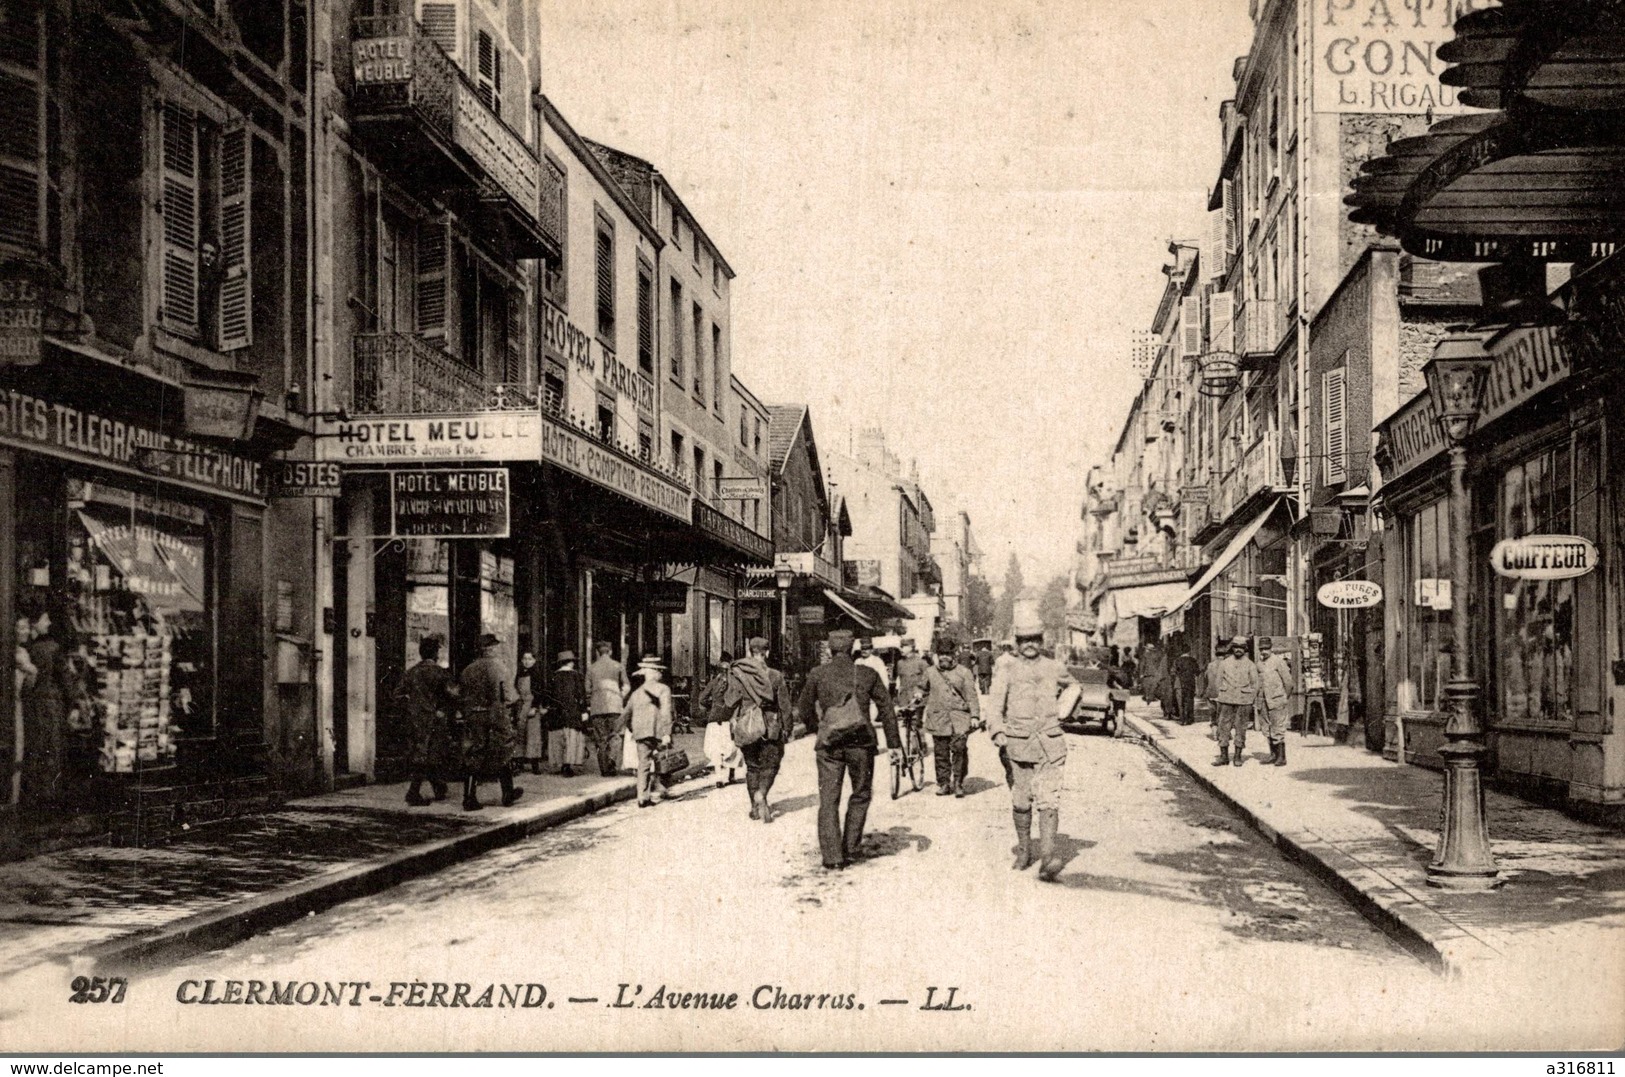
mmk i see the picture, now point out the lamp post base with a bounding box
[1427,739,1502,890]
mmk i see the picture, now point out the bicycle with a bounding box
[890,699,928,799]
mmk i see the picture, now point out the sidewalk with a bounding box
[0,730,713,975]
[1124,703,1625,976]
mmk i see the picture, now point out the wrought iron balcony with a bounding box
[1218,432,1285,520]
[1238,298,1281,365]
[352,331,538,415]
[350,16,556,258]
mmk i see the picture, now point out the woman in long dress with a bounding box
[699,655,743,787]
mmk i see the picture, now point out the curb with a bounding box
[1123,711,1497,976]
[86,763,707,973]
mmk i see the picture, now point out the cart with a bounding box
[1060,666,1127,736]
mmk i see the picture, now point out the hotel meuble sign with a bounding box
[318,414,541,463]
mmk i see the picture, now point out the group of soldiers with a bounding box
[1199,636,1294,768]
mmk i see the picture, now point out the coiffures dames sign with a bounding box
[1378,325,1571,483]
[318,414,542,463]
[390,469,511,539]
[539,412,690,522]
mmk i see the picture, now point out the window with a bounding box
[0,0,61,260]
[692,234,700,269]
[712,258,721,293]
[712,323,723,411]
[670,430,684,474]
[1322,366,1347,485]
[155,100,253,350]
[542,363,565,416]
[596,395,615,444]
[739,409,749,447]
[693,445,705,492]
[670,211,682,249]
[692,300,705,402]
[753,418,762,457]
[475,30,502,117]
[541,156,567,308]
[637,419,653,464]
[594,213,615,343]
[636,259,654,377]
[713,459,723,501]
[1402,499,1452,713]
[668,279,683,383]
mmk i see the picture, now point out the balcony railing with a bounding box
[351,16,553,255]
[1218,432,1285,520]
[352,331,537,415]
[1239,298,1281,361]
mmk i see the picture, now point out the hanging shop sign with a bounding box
[1317,580,1383,608]
[183,383,261,440]
[646,580,691,614]
[0,276,43,367]
[738,588,779,601]
[319,413,542,464]
[716,476,769,501]
[269,460,342,498]
[1490,535,1598,581]
[389,468,511,539]
[1198,353,1240,398]
[538,411,691,522]
[1311,0,1495,115]
[0,386,265,499]
[797,605,826,625]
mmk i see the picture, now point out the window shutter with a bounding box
[1222,178,1237,256]
[1180,295,1203,358]
[1210,291,1235,354]
[0,0,42,252]
[415,216,451,339]
[475,31,499,113]
[636,266,653,375]
[158,102,201,339]
[216,124,252,351]
[1206,208,1226,281]
[1323,367,1348,485]
[502,287,523,384]
[417,2,459,59]
[594,224,614,339]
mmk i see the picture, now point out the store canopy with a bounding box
[1097,580,1191,625]
[1165,497,1282,614]
[822,588,877,632]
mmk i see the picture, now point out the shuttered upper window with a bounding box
[691,300,704,402]
[0,0,55,258]
[1322,365,1348,486]
[668,279,683,383]
[155,99,253,350]
[594,214,615,343]
[636,259,654,377]
[475,30,502,116]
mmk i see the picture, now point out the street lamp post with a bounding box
[775,563,796,672]
[1422,332,1502,891]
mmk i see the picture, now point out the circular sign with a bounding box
[1317,580,1383,608]
[1490,535,1598,581]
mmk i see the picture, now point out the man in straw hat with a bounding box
[795,629,900,869]
[622,654,675,807]
[986,613,1071,880]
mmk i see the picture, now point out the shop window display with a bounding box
[1495,444,1580,727]
[1401,499,1452,713]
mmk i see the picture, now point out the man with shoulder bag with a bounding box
[622,655,678,807]
[795,629,900,870]
[715,637,794,822]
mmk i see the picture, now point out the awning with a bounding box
[1167,497,1282,614]
[822,588,876,633]
[1097,580,1191,624]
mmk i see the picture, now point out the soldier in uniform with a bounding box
[923,640,980,797]
[986,615,1071,881]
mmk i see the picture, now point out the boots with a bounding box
[1212,747,1231,766]
[749,789,762,820]
[500,774,524,807]
[430,780,449,801]
[1011,808,1034,870]
[1232,749,1245,767]
[462,776,483,812]
[405,781,432,807]
[1274,739,1287,767]
[1037,810,1063,881]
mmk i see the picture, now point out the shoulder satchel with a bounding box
[727,669,768,748]
[816,665,868,749]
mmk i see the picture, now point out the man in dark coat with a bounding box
[545,650,587,776]
[795,629,900,870]
[459,633,521,811]
[400,634,455,806]
[1170,633,1202,726]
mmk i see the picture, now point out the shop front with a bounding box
[1374,322,1620,808]
[2,363,273,851]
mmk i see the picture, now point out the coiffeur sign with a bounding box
[1490,535,1597,581]
[1317,580,1383,608]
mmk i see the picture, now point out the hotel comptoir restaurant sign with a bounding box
[539,411,690,523]
[1312,0,1499,115]
[318,413,542,464]
[0,387,265,499]
[1379,325,1569,483]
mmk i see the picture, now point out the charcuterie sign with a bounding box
[1317,580,1383,608]
[1490,535,1598,581]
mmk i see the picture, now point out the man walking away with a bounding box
[1211,637,1261,768]
[987,615,1071,881]
[796,629,900,869]
[623,655,675,807]
[1170,633,1201,726]
[399,634,454,806]
[1255,637,1293,766]
[974,644,995,695]
[546,650,588,776]
[924,640,979,797]
[587,642,630,777]
[459,633,522,810]
[720,637,793,822]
